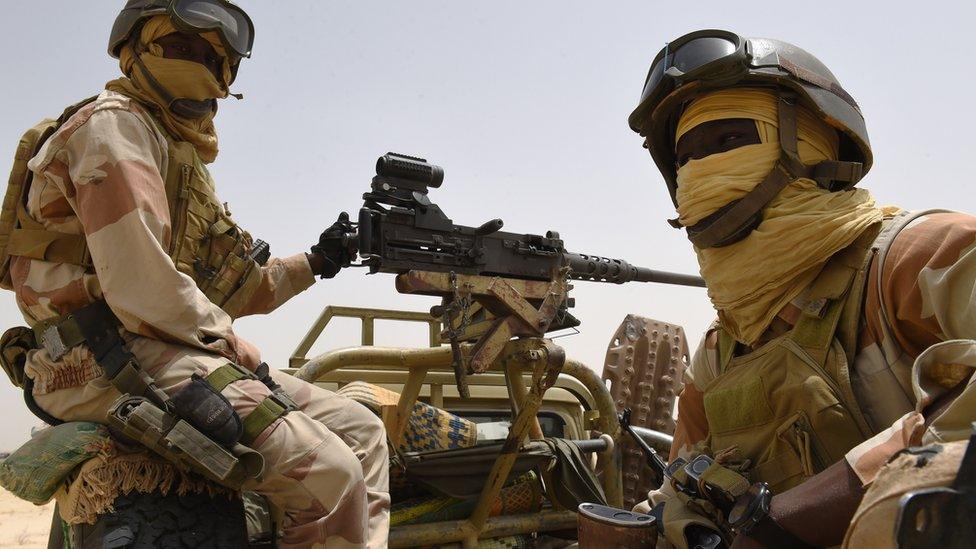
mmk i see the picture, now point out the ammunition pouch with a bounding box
[28,300,284,486]
[171,375,243,447]
[205,361,297,444]
[0,325,35,388]
[108,395,263,489]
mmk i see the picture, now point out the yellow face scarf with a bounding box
[106,16,233,163]
[674,88,883,346]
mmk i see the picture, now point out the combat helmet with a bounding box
[629,30,871,248]
[109,0,254,78]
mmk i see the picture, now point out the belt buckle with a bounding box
[269,391,298,413]
[40,325,67,361]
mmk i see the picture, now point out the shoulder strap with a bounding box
[1,97,99,283]
[871,209,955,361]
[790,224,881,359]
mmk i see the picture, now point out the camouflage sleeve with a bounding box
[47,105,244,361]
[846,211,976,484]
[234,253,315,318]
[876,211,976,352]
[669,384,709,462]
[667,327,720,461]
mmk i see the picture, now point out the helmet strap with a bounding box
[682,91,802,248]
[682,91,863,248]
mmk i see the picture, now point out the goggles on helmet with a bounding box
[630,30,748,134]
[629,29,861,137]
[110,0,254,62]
[169,0,254,59]
[628,29,871,249]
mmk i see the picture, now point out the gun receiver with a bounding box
[355,152,705,288]
[336,153,705,397]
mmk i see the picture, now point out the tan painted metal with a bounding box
[388,510,578,548]
[395,271,570,377]
[289,305,441,368]
[602,315,688,509]
[290,304,626,546]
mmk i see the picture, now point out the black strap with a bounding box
[953,423,976,490]
[22,376,65,426]
[71,301,172,410]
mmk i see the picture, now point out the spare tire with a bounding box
[68,489,247,549]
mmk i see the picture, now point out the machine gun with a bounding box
[332,153,705,396]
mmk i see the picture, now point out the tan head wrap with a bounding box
[674,88,883,345]
[106,16,233,163]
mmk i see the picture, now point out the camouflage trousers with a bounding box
[28,337,390,549]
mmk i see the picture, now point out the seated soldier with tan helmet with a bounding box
[0,1,388,547]
[627,30,976,548]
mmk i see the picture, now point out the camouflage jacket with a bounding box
[15,90,315,395]
[672,211,976,485]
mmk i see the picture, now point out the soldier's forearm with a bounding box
[752,459,865,547]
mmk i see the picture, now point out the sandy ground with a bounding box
[0,487,55,548]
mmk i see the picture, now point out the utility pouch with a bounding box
[170,374,243,447]
[0,326,35,387]
[108,395,264,489]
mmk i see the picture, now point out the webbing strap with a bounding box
[872,209,954,361]
[8,228,90,266]
[206,363,250,392]
[790,222,882,356]
[811,160,863,189]
[778,57,861,114]
[69,300,172,410]
[242,395,290,444]
[683,92,865,249]
[685,94,803,249]
[10,189,90,266]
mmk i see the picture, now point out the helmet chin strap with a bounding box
[677,91,864,249]
[130,40,217,120]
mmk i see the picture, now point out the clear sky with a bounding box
[1,1,974,449]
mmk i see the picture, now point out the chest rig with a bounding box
[160,129,263,319]
[693,223,883,493]
[6,101,264,319]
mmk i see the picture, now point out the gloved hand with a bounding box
[660,491,728,549]
[309,212,356,279]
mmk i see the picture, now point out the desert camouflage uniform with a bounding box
[637,211,976,546]
[14,90,389,548]
[664,211,976,485]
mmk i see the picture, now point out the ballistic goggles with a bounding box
[110,0,255,61]
[628,29,859,136]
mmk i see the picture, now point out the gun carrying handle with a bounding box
[358,208,373,256]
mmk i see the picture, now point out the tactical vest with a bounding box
[4,98,263,320]
[159,126,263,319]
[692,223,884,493]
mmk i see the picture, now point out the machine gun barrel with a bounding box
[565,252,705,287]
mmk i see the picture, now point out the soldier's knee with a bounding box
[323,438,366,487]
[345,398,388,450]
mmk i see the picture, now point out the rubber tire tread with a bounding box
[71,490,247,549]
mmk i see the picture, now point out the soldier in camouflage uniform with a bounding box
[627,30,976,547]
[8,2,388,547]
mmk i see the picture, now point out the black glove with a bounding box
[310,212,356,278]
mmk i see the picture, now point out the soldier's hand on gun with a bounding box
[310,212,357,279]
